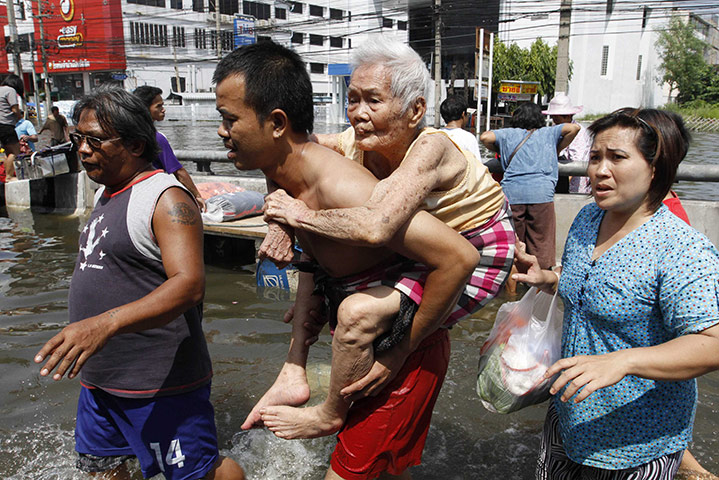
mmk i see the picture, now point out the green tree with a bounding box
[491,38,568,100]
[655,16,710,104]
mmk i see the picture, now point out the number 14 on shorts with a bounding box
[150,439,186,472]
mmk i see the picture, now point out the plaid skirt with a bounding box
[311,200,515,328]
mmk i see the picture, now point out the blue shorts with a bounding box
[75,384,219,480]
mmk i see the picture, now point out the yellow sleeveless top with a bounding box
[337,127,505,231]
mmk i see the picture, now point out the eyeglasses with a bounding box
[69,132,122,151]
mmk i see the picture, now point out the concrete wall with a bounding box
[3,172,98,215]
[554,194,719,262]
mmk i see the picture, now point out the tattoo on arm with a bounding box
[168,202,199,225]
[108,309,120,318]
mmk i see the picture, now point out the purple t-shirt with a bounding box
[152,131,183,174]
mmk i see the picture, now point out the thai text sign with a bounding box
[499,81,539,95]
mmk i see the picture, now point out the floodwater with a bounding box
[0,127,718,479]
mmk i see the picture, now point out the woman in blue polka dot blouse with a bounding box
[514,108,719,480]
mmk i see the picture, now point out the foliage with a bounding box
[662,100,719,119]
[491,38,570,99]
[655,16,711,104]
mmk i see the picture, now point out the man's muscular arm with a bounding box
[264,134,450,247]
[35,188,205,380]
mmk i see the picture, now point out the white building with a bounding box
[123,0,409,120]
[498,0,696,114]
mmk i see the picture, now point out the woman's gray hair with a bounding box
[351,36,431,127]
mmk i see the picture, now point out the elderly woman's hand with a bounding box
[264,189,310,229]
[258,222,295,268]
[546,351,631,403]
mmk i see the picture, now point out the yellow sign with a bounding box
[499,81,539,95]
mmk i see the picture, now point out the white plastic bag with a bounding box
[476,287,563,414]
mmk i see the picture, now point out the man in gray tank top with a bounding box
[34,88,245,480]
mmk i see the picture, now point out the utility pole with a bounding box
[555,0,572,94]
[36,0,53,117]
[215,0,221,60]
[6,0,23,77]
[433,0,441,128]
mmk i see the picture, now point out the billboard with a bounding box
[234,16,256,48]
[32,0,126,74]
[0,6,9,74]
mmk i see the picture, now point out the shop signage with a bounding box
[33,0,126,74]
[0,6,9,74]
[234,15,256,48]
[497,80,540,102]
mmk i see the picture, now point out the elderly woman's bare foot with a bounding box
[260,404,344,439]
[240,363,310,430]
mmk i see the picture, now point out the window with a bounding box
[291,32,303,44]
[310,63,324,74]
[330,36,342,48]
[310,34,323,46]
[194,28,207,49]
[636,55,642,81]
[275,7,286,19]
[192,0,203,12]
[606,0,614,14]
[171,76,186,92]
[170,0,182,9]
[127,0,165,6]
[222,30,233,51]
[600,45,609,76]
[244,1,270,20]
[288,1,302,14]
[397,20,407,31]
[130,22,168,46]
[219,0,238,15]
[173,26,186,47]
[382,17,393,28]
[258,35,271,42]
[309,4,322,17]
[642,6,650,29]
[329,8,342,20]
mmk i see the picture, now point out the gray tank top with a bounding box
[69,171,212,398]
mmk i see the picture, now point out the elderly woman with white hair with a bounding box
[256,36,515,479]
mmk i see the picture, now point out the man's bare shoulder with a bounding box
[304,143,377,209]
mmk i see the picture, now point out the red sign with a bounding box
[33,0,126,73]
[0,6,10,74]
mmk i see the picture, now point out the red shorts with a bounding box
[330,328,450,479]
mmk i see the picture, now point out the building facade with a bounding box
[498,0,716,114]
[1,0,409,115]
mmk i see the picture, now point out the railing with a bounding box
[176,150,719,183]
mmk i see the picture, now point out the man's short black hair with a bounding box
[51,106,59,114]
[73,86,159,164]
[440,95,467,124]
[134,85,163,108]
[213,40,314,134]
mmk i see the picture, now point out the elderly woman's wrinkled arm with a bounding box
[264,136,447,247]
